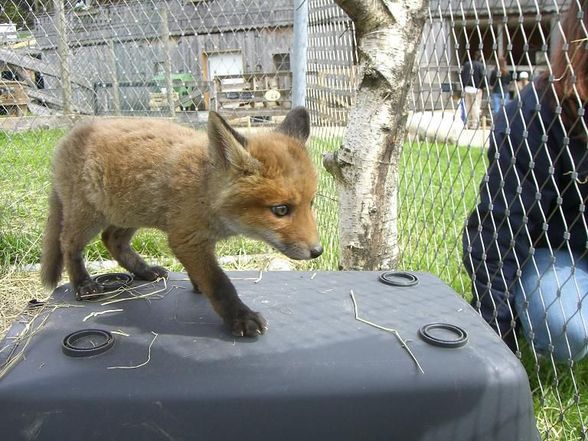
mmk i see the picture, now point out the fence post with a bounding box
[160,8,175,117]
[107,40,121,115]
[292,0,309,107]
[323,0,428,270]
[53,0,73,114]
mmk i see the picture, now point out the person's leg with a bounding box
[491,92,500,114]
[503,92,511,108]
[463,92,474,127]
[514,249,588,362]
[470,89,482,128]
[492,91,509,115]
[464,89,481,129]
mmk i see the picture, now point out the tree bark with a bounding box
[324,0,428,270]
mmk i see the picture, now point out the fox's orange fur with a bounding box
[40,108,321,336]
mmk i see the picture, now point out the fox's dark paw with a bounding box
[231,309,268,337]
[135,265,168,282]
[75,279,104,300]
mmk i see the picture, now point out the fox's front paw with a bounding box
[75,279,104,300]
[135,265,168,282]
[231,308,268,337]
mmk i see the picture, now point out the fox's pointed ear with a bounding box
[276,106,310,143]
[208,111,260,173]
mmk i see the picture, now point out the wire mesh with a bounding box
[26,0,294,118]
[402,0,588,439]
[0,0,300,272]
[0,0,310,334]
[1,0,588,439]
[306,0,357,270]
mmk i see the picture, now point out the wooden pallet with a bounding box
[0,80,28,116]
[212,72,292,117]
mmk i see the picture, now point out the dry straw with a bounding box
[0,303,81,380]
[107,331,159,370]
[349,290,424,374]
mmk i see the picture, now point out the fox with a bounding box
[40,107,322,337]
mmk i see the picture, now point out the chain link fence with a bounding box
[2,0,295,119]
[401,0,588,439]
[306,0,356,270]
[1,0,588,439]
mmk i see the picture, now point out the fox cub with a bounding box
[41,107,322,337]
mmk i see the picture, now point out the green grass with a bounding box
[398,136,588,440]
[0,129,197,268]
[397,137,488,298]
[0,129,340,271]
[1,127,587,439]
[307,136,340,270]
[0,129,64,268]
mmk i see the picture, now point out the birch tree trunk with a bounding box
[323,0,428,270]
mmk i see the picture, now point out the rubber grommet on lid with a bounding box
[93,273,134,292]
[379,271,419,287]
[62,329,115,357]
[418,323,468,348]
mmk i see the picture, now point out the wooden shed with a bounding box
[415,0,569,111]
[33,0,296,118]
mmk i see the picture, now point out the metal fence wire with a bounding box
[1,0,588,439]
[402,1,588,439]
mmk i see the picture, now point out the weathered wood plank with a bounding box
[0,48,93,90]
[27,87,92,114]
[34,1,294,48]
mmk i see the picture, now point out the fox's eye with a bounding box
[271,205,290,217]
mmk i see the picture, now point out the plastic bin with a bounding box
[0,271,538,441]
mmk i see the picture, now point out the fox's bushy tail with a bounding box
[40,188,64,289]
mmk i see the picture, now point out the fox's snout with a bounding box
[280,242,323,261]
[310,245,323,258]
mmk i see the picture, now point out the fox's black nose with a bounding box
[310,245,323,258]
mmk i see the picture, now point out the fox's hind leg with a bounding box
[101,226,168,281]
[60,214,103,299]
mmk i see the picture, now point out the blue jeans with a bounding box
[491,92,510,114]
[514,249,588,362]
